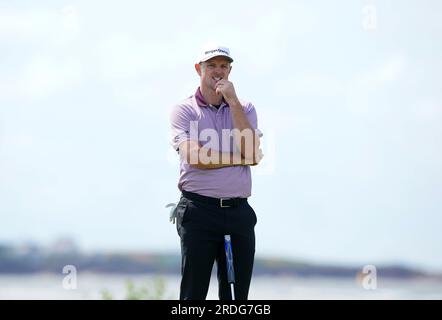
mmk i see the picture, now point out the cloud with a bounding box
[94,32,192,81]
[0,6,83,101]
[355,57,405,87]
[0,132,35,148]
[275,72,346,97]
[0,9,56,39]
[24,57,83,98]
[0,6,80,43]
[413,98,442,122]
[0,56,84,101]
[274,56,405,101]
[346,56,406,113]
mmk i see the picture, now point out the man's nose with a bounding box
[214,66,225,74]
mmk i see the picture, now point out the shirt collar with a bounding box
[195,87,228,109]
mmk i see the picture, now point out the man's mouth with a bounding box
[213,77,222,82]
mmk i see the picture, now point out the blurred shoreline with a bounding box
[1,240,441,280]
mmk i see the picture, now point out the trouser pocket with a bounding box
[246,202,258,226]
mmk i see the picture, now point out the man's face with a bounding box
[196,56,232,92]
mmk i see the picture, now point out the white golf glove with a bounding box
[165,203,178,224]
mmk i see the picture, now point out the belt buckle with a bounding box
[220,198,230,208]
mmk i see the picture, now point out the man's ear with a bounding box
[195,63,202,76]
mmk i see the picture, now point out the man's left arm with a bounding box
[216,80,263,164]
[229,101,262,164]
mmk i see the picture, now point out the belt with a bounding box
[182,190,247,208]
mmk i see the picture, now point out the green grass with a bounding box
[101,277,168,300]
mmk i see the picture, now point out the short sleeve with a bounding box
[170,104,194,152]
[245,103,263,138]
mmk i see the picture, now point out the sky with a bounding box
[1,0,441,272]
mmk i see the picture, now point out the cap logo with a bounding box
[205,49,229,55]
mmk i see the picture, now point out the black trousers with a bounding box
[176,192,257,300]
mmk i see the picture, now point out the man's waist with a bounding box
[178,169,252,199]
[182,190,248,208]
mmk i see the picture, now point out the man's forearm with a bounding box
[189,147,256,169]
[229,101,261,162]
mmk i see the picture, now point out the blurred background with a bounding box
[1,0,441,299]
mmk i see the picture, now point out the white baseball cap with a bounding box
[197,43,234,64]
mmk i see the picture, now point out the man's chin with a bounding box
[204,84,217,92]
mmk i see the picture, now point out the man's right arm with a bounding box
[179,140,262,170]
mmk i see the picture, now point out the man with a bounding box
[169,43,263,300]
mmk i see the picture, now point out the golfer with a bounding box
[169,43,263,300]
